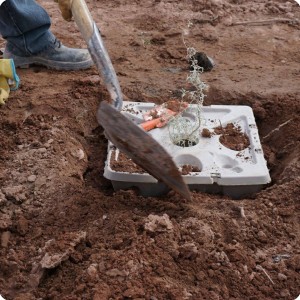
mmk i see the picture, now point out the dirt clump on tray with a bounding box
[0,0,300,299]
[180,164,201,175]
[215,123,250,151]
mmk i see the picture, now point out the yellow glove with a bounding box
[0,59,20,105]
[54,0,73,22]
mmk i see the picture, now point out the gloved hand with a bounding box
[0,59,20,105]
[54,0,73,21]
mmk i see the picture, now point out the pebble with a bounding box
[257,230,268,242]
[208,269,214,277]
[280,289,290,298]
[278,273,287,281]
[1,231,11,248]
[28,175,37,182]
[38,147,47,153]
[87,264,99,281]
[222,15,233,26]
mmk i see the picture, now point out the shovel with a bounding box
[71,0,191,200]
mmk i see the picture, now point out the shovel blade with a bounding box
[98,101,191,200]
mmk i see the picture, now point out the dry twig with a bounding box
[262,118,293,141]
[256,265,275,285]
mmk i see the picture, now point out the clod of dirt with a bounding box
[178,242,199,259]
[215,123,250,151]
[201,128,212,138]
[144,214,174,233]
[189,52,215,71]
[2,185,26,203]
[181,164,201,175]
[39,231,87,269]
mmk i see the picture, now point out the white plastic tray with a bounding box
[104,101,271,199]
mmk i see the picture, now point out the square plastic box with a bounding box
[104,101,271,199]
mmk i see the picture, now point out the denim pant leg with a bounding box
[0,0,56,56]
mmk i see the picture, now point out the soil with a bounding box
[215,123,250,151]
[0,0,300,299]
[110,150,145,174]
[180,165,202,175]
[110,152,201,175]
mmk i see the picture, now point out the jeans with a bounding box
[0,0,55,56]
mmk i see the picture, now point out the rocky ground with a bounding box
[0,0,299,299]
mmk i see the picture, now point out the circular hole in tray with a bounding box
[168,117,200,147]
[174,154,202,175]
[214,154,239,169]
[215,123,250,151]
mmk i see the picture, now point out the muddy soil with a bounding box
[1,0,300,299]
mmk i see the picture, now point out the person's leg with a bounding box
[0,0,55,56]
[0,0,93,70]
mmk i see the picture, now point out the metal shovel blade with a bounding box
[98,101,191,200]
[71,0,190,199]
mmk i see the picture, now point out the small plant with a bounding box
[168,23,208,147]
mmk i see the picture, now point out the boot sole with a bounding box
[4,54,94,71]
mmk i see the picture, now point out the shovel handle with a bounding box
[71,0,93,43]
[71,0,123,111]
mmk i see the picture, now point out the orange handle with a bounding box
[140,118,161,131]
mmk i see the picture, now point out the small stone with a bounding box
[257,230,267,242]
[1,231,11,247]
[38,147,47,153]
[87,264,99,281]
[28,175,37,182]
[71,148,85,160]
[280,289,290,298]
[222,15,233,26]
[278,273,287,281]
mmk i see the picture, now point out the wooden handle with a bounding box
[71,0,94,43]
